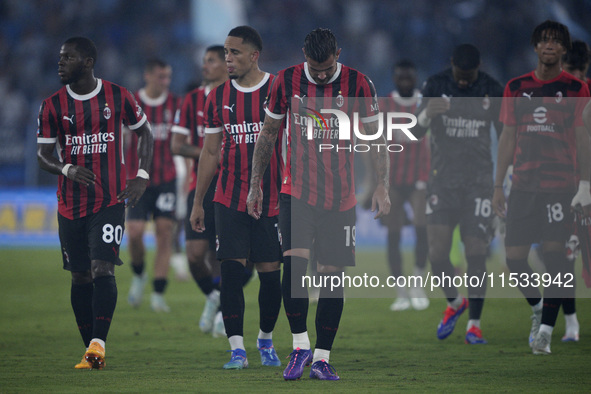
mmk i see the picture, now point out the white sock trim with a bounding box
[293,332,310,350]
[564,313,578,326]
[228,335,245,351]
[539,324,553,335]
[313,348,330,364]
[449,296,463,309]
[467,319,480,330]
[90,338,105,349]
[258,330,272,340]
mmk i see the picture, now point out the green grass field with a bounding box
[2,248,591,392]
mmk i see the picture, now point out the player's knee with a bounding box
[155,217,175,238]
[463,238,488,256]
[466,256,486,277]
[91,260,115,278]
[126,223,144,241]
[71,270,92,285]
[255,261,280,273]
[188,253,206,268]
[505,258,529,273]
[318,272,345,298]
[428,244,450,262]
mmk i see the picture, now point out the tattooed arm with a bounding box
[247,114,283,219]
[363,119,391,219]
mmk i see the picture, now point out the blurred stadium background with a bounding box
[0,0,589,248]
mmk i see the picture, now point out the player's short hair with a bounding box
[531,20,572,50]
[228,26,263,51]
[394,59,416,71]
[206,45,225,61]
[563,40,590,70]
[64,37,98,66]
[145,57,169,72]
[304,28,338,63]
[452,44,480,71]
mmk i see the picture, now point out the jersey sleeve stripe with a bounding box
[360,113,380,123]
[37,137,57,143]
[205,127,223,134]
[171,125,189,135]
[127,114,147,130]
[264,107,285,119]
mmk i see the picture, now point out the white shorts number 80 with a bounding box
[102,224,123,245]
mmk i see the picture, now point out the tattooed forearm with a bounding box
[363,120,389,187]
[251,115,281,185]
[372,138,390,187]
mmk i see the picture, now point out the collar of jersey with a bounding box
[304,62,342,85]
[231,72,270,93]
[391,89,421,106]
[530,69,565,85]
[67,78,103,101]
[138,88,168,107]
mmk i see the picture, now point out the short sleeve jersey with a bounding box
[37,79,147,219]
[126,89,178,185]
[204,73,282,216]
[384,89,430,187]
[500,70,590,193]
[419,68,504,188]
[171,86,210,191]
[265,62,379,211]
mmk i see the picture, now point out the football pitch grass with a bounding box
[2,248,591,392]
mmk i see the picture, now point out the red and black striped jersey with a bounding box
[500,70,590,193]
[205,73,283,216]
[384,90,430,187]
[126,89,178,186]
[171,86,209,191]
[37,79,147,219]
[265,62,379,211]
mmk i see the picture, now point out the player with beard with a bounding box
[247,28,390,381]
[172,45,229,336]
[414,44,503,344]
[190,26,283,370]
[37,37,153,369]
[126,58,180,313]
[493,20,591,355]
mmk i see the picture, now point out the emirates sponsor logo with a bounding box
[223,121,264,144]
[66,132,115,155]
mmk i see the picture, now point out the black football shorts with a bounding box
[58,203,125,272]
[127,180,177,221]
[426,182,494,242]
[505,190,574,247]
[279,193,356,267]
[214,202,281,263]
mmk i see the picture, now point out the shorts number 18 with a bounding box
[546,203,564,223]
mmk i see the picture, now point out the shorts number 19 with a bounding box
[344,225,356,247]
